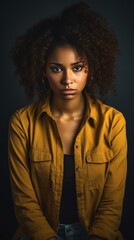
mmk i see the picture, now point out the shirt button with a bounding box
[75,145,79,149]
[77,192,83,197]
[76,166,80,172]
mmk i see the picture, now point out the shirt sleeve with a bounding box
[8,111,57,240]
[89,112,127,240]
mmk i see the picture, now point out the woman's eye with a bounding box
[73,65,83,72]
[50,66,62,73]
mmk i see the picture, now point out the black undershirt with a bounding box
[59,154,79,224]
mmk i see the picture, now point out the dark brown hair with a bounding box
[11,1,119,101]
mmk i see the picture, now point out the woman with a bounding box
[8,2,127,240]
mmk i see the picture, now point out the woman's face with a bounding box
[45,45,89,100]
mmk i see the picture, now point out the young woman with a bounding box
[8,2,127,240]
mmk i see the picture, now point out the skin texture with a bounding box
[45,45,88,102]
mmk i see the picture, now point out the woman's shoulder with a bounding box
[12,100,39,115]
[94,99,126,124]
[9,99,44,126]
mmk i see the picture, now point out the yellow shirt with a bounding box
[8,93,127,240]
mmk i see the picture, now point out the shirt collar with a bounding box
[83,92,97,127]
[37,92,97,126]
[37,93,53,119]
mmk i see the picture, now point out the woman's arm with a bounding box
[89,112,127,240]
[8,112,57,240]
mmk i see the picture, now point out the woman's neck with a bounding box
[51,94,85,118]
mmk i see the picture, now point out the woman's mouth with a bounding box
[60,89,77,95]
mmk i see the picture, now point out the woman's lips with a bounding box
[60,89,76,94]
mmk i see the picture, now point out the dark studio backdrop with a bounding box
[1,0,134,239]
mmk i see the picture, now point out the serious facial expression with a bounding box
[45,45,89,100]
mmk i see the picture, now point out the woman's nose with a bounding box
[62,80,73,86]
[61,69,73,85]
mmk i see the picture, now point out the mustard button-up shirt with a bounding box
[8,93,127,240]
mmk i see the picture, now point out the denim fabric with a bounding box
[58,222,88,240]
[19,222,88,240]
[19,237,29,240]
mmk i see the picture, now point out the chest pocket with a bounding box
[86,149,113,190]
[29,149,52,185]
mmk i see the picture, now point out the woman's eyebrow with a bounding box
[71,61,82,66]
[49,63,64,67]
[49,61,82,66]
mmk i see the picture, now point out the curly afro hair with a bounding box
[11,1,119,101]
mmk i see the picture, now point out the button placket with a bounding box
[75,144,79,149]
[76,166,80,172]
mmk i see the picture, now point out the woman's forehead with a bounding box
[47,44,87,63]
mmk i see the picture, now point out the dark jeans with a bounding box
[58,222,88,240]
[19,222,88,240]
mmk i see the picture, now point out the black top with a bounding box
[59,154,79,224]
